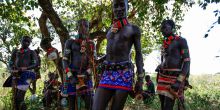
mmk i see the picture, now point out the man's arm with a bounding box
[26,50,39,70]
[133,25,144,82]
[8,49,17,70]
[179,38,190,81]
[61,39,72,97]
[171,38,190,91]
[62,39,72,73]
[132,25,144,96]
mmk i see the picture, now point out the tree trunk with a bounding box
[38,0,70,50]
[38,11,50,38]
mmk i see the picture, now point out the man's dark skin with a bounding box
[62,19,94,110]
[42,72,62,108]
[92,0,144,110]
[29,48,41,95]
[40,38,64,84]
[8,36,38,110]
[156,20,190,110]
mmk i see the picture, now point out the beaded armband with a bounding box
[181,49,189,54]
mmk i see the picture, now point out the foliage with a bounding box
[198,0,220,38]
[0,0,39,66]
[124,74,220,110]
[46,0,194,55]
[0,0,195,66]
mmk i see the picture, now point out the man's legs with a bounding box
[111,90,129,110]
[159,95,165,110]
[68,95,76,110]
[159,95,175,110]
[15,89,26,110]
[92,88,114,110]
[81,94,93,110]
[43,91,52,108]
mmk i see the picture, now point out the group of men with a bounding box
[3,0,191,110]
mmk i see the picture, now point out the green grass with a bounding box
[0,73,220,110]
[124,74,220,110]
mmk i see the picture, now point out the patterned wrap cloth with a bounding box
[98,61,134,91]
[17,71,36,85]
[5,71,36,91]
[156,70,184,99]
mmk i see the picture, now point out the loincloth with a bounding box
[62,79,94,96]
[63,65,94,96]
[156,70,184,99]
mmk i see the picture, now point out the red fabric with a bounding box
[158,76,176,83]
[157,85,169,91]
[65,68,69,73]
[99,84,132,91]
[181,49,189,54]
[46,47,56,56]
[20,48,30,54]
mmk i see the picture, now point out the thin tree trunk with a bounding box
[38,0,69,50]
[39,11,50,38]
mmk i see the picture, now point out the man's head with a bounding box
[21,36,32,49]
[40,37,53,51]
[145,75,151,82]
[113,0,128,19]
[160,19,175,37]
[48,72,59,80]
[77,19,89,39]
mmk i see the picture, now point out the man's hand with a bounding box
[171,80,181,92]
[134,81,143,100]
[61,91,68,97]
[135,81,143,94]
[86,68,92,75]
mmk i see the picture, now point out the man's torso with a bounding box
[106,24,136,62]
[161,37,183,69]
[15,49,34,68]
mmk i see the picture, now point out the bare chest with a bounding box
[162,40,181,57]
[106,26,134,44]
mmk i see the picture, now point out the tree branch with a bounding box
[90,31,106,55]
[38,0,70,50]
[38,11,50,38]
[90,31,106,40]
[128,8,137,20]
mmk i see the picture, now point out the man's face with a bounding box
[21,38,31,49]
[48,73,55,80]
[160,23,173,37]
[113,0,128,19]
[42,45,50,52]
[145,77,150,82]
[78,20,89,39]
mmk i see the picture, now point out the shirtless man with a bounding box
[156,19,190,110]
[62,19,95,110]
[92,0,144,109]
[7,36,38,110]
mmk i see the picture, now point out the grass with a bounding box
[0,73,220,110]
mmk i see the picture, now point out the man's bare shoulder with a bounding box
[128,23,141,37]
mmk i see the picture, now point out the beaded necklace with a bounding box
[111,18,129,33]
